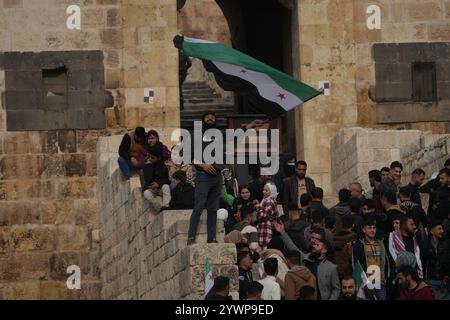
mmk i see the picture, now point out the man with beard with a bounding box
[422,220,450,300]
[283,160,316,216]
[420,161,450,215]
[433,168,450,222]
[187,112,223,245]
[339,276,357,300]
[404,168,426,207]
[388,214,423,279]
[274,222,340,300]
[398,265,435,300]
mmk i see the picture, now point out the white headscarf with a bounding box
[260,183,278,207]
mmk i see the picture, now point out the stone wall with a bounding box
[401,133,450,179]
[353,0,450,129]
[296,0,450,195]
[331,127,422,193]
[97,135,238,300]
[0,130,106,299]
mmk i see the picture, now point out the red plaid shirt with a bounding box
[257,197,278,246]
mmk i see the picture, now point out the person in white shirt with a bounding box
[257,258,281,300]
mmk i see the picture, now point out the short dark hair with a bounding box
[444,158,450,167]
[310,211,324,224]
[412,168,425,176]
[311,227,326,240]
[240,205,255,220]
[296,160,307,167]
[390,161,403,171]
[324,215,336,230]
[300,193,312,207]
[362,198,376,209]
[383,191,397,205]
[362,216,376,227]
[213,276,229,292]
[381,167,390,173]
[247,281,264,296]
[400,213,414,227]
[172,170,187,183]
[202,111,216,121]
[237,253,250,265]
[399,186,411,199]
[338,188,351,202]
[369,169,381,180]
[370,169,382,182]
[310,187,324,199]
[236,243,249,252]
[341,275,355,283]
[349,198,361,213]
[135,126,146,138]
[286,250,301,265]
[263,258,278,276]
[341,214,355,229]
[298,286,315,300]
[398,265,419,282]
[439,168,450,177]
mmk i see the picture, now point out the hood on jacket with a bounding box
[333,230,356,250]
[332,202,350,216]
[287,265,314,281]
[260,249,287,264]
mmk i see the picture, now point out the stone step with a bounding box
[184,98,216,104]
[182,81,208,88]
[182,92,221,99]
[183,101,234,109]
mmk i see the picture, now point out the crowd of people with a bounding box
[117,112,450,301]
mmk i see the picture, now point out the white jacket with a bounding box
[258,275,281,300]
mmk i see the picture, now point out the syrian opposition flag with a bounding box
[352,260,368,300]
[173,35,321,118]
[204,257,215,298]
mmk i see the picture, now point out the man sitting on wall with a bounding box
[117,126,146,180]
[142,144,171,213]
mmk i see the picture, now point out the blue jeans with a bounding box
[365,285,386,300]
[428,279,450,300]
[188,171,222,242]
[118,156,132,180]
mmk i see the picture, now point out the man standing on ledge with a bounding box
[187,112,223,245]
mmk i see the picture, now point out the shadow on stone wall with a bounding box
[96,135,238,300]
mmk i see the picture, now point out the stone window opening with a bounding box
[412,62,437,102]
[42,66,68,109]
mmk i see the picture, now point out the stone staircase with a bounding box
[181,81,235,131]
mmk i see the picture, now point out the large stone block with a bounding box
[49,251,90,281]
[64,154,87,177]
[40,200,75,225]
[56,178,96,199]
[56,225,89,251]
[407,2,441,21]
[0,282,40,300]
[10,226,57,252]
[39,281,80,300]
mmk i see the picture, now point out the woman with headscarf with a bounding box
[255,183,279,247]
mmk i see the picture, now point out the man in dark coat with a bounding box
[283,160,316,215]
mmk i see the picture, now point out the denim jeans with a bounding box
[365,284,386,300]
[118,156,132,180]
[188,171,222,242]
[428,279,450,300]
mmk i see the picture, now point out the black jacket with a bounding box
[311,200,330,218]
[422,238,450,280]
[238,268,253,300]
[118,134,132,160]
[205,293,233,300]
[420,177,440,214]
[283,176,316,214]
[169,182,194,209]
[352,238,390,284]
[142,162,170,191]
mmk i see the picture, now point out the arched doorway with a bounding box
[216,0,297,156]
